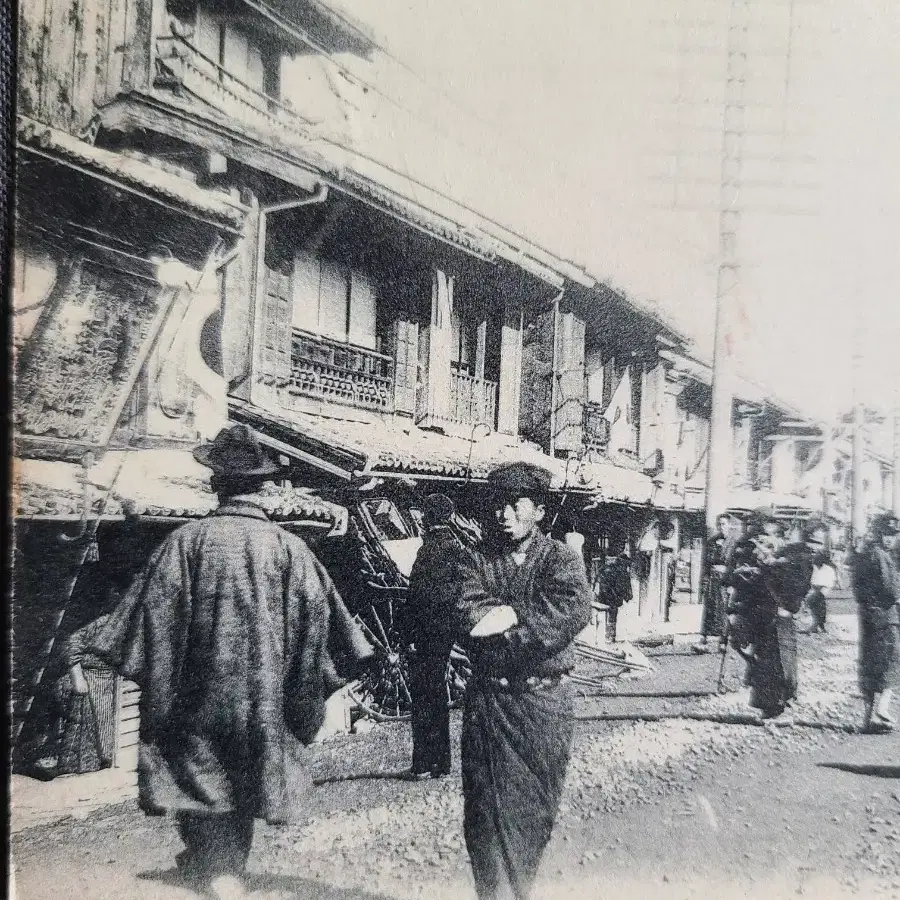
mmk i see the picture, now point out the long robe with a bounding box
[852,544,900,696]
[455,530,591,900]
[730,540,811,715]
[406,526,469,774]
[90,501,359,824]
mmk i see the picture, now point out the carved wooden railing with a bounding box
[155,34,314,140]
[288,330,394,412]
[448,369,498,429]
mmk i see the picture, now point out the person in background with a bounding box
[405,493,469,779]
[693,514,735,655]
[91,425,370,900]
[52,610,118,776]
[804,530,837,634]
[850,513,900,734]
[454,462,592,900]
[599,551,633,643]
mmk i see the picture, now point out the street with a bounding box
[12,600,900,900]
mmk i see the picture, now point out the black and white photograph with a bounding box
[7,1,900,898]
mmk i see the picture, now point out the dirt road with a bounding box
[12,610,900,900]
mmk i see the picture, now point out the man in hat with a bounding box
[850,513,900,733]
[454,462,592,900]
[405,493,469,779]
[90,425,369,899]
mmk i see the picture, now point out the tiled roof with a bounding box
[231,400,662,504]
[17,116,247,229]
[12,449,340,525]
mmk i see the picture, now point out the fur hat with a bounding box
[193,424,281,479]
[486,462,553,506]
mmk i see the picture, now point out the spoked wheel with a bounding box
[349,598,413,722]
[447,644,472,709]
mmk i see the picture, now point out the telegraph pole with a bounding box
[704,0,747,536]
[893,390,900,517]
[850,318,866,539]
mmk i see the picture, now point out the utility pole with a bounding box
[705,0,747,536]
[850,318,866,539]
[893,390,900,517]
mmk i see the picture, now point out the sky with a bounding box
[327,0,900,422]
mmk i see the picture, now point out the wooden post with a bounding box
[893,393,900,518]
[705,0,746,537]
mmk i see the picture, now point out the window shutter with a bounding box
[519,308,554,446]
[262,267,291,381]
[292,250,320,333]
[393,319,419,415]
[318,259,348,341]
[554,311,585,452]
[349,271,377,350]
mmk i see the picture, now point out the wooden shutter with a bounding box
[424,270,453,421]
[348,271,377,350]
[193,7,221,79]
[554,311,585,452]
[262,267,291,381]
[519,308,554,446]
[292,250,320,333]
[393,319,419,415]
[319,259,348,341]
[497,297,522,435]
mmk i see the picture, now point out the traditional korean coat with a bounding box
[91,501,359,824]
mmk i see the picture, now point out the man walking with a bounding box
[406,493,468,779]
[851,513,900,733]
[91,425,368,899]
[455,462,592,900]
[599,552,633,643]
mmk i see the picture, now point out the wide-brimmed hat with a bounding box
[486,462,553,506]
[193,424,281,478]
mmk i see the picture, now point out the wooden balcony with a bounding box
[155,34,313,141]
[287,330,394,413]
[448,369,498,429]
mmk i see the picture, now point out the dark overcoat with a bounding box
[91,501,349,824]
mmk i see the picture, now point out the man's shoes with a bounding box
[864,718,895,735]
[691,642,711,655]
[404,770,433,781]
[207,874,247,900]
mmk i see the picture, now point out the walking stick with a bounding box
[716,616,731,694]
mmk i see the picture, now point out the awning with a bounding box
[12,449,342,527]
[230,400,673,505]
[17,116,247,231]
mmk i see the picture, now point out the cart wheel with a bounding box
[349,601,413,722]
[447,644,471,709]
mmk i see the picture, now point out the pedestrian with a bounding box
[405,493,469,780]
[850,513,900,734]
[736,513,814,721]
[803,530,836,634]
[599,551,633,643]
[455,462,592,900]
[693,513,735,655]
[90,425,371,900]
[51,610,117,777]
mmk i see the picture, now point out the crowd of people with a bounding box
[692,507,900,732]
[21,422,900,900]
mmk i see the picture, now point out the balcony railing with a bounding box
[287,330,394,412]
[155,34,314,141]
[448,369,498,429]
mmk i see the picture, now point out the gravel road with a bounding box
[12,607,900,900]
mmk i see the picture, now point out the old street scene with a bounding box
[8,1,900,899]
